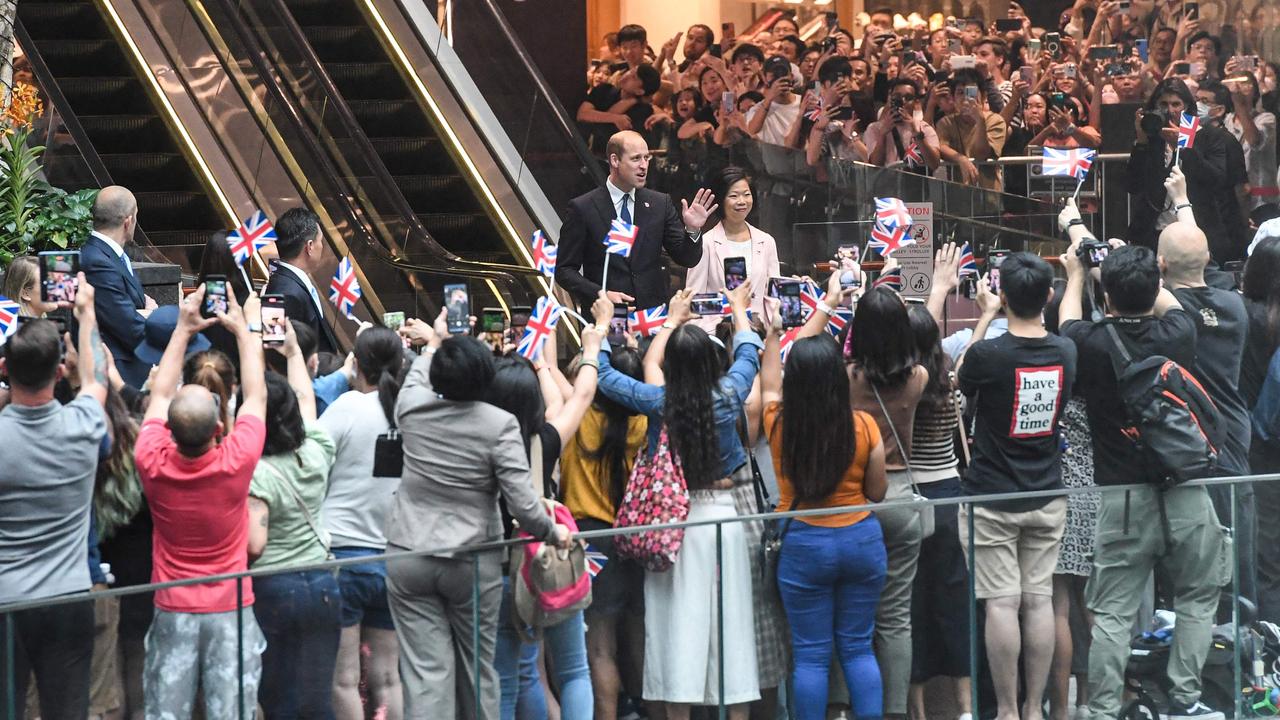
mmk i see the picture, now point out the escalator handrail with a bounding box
[195,0,534,290]
[13,17,155,254]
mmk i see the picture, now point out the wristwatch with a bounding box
[1066,219,1086,228]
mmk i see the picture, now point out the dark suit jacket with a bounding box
[264,264,338,354]
[81,235,150,388]
[555,186,703,310]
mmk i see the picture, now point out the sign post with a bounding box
[896,202,935,297]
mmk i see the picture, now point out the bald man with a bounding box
[134,283,269,718]
[81,185,157,387]
[1159,219,1258,605]
[556,130,715,310]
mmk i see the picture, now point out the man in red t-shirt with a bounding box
[134,285,268,719]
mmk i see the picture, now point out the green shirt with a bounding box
[249,423,336,570]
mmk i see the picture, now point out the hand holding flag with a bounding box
[1041,147,1095,182]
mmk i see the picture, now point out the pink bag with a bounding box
[511,501,592,634]
[612,426,690,572]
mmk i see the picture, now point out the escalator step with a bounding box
[57,77,153,115]
[99,153,199,190]
[17,2,105,39]
[324,63,408,100]
[78,115,171,153]
[416,212,502,252]
[281,0,365,28]
[368,137,451,174]
[296,26,384,63]
[392,175,478,212]
[33,40,133,77]
[347,100,431,137]
[134,191,224,229]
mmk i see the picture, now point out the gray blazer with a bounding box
[386,352,555,555]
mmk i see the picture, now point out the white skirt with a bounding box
[642,489,760,705]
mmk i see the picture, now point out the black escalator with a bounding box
[18,0,224,268]
[279,0,508,263]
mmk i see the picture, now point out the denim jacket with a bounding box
[597,330,764,479]
[1253,345,1280,444]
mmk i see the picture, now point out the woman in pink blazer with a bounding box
[684,166,781,331]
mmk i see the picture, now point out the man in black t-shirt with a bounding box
[1058,207,1230,720]
[576,64,662,154]
[957,252,1076,720]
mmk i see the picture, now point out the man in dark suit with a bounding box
[82,186,157,388]
[556,130,716,310]
[264,208,338,353]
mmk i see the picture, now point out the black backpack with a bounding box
[1105,323,1225,489]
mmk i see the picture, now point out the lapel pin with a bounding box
[644,202,650,208]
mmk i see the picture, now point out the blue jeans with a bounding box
[253,569,342,719]
[778,517,888,720]
[495,579,594,720]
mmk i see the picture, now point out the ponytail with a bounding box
[376,367,401,426]
[354,327,406,426]
[183,350,236,431]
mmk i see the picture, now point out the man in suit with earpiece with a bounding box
[81,186,158,388]
[264,208,338,354]
[556,130,716,310]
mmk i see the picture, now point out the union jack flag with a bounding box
[873,266,903,291]
[798,282,850,336]
[585,544,608,578]
[779,326,802,362]
[867,222,915,257]
[958,243,979,276]
[875,197,912,232]
[603,219,638,257]
[904,139,924,168]
[1041,147,1096,181]
[227,210,276,266]
[0,295,19,343]
[1178,112,1199,149]
[516,296,562,361]
[531,230,557,277]
[805,95,824,121]
[329,257,362,318]
[629,305,669,337]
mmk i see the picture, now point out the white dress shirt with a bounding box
[605,178,702,239]
[278,260,325,316]
[92,230,133,276]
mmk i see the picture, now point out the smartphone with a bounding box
[767,276,792,298]
[382,311,406,331]
[708,43,722,58]
[1224,260,1245,288]
[1062,63,1078,78]
[1028,37,1042,56]
[901,50,918,67]
[964,85,979,101]
[1088,45,1118,61]
[952,54,976,70]
[1104,62,1129,77]
[480,308,505,333]
[824,11,838,31]
[723,257,747,291]
[721,22,736,43]
[779,281,805,328]
[510,305,532,329]
[721,90,735,115]
[1190,61,1205,77]
[1173,61,1192,75]
[1044,32,1061,60]
[995,18,1021,32]
[1118,0,1131,11]
[987,250,1009,295]
[948,38,963,55]
[1184,1,1199,21]
[691,293,724,316]
[202,275,228,319]
[1136,38,1149,62]
[1238,55,1259,71]
[38,250,80,304]
[1049,91,1071,110]
[261,294,287,346]
[443,282,470,334]
[608,304,630,342]
[1019,65,1035,84]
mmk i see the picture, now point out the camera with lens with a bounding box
[1076,239,1110,268]
[765,56,792,84]
[1140,109,1167,138]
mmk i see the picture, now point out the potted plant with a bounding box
[0,83,97,267]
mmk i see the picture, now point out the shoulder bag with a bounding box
[613,426,690,572]
[259,459,336,562]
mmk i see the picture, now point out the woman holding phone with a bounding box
[2,256,59,318]
[684,166,780,331]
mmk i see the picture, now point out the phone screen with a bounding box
[1173,61,1191,75]
[988,250,1009,295]
[444,283,470,334]
[1184,1,1199,21]
[721,90,736,115]
[1088,45,1118,60]
[767,276,790,298]
[383,311,406,331]
[995,18,1021,32]
[261,294,287,346]
[691,293,724,316]
[202,277,228,319]
[39,251,80,304]
[779,282,805,328]
[1136,38,1149,62]
[609,304,630,342]
[723,257,747,291]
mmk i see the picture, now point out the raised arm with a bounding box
[534,332,566,421]
[1163,165,1198,227]
[277,319,317,423]
[71,274,108,407]
[927,242,962,323]
[548,315,604,446]
[761,298,783,407]
[143,285,218,422]
[642,288,693,386]
[229,292,266,421]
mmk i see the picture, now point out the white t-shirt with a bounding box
[747,96,801,146]
[318,389,399,549]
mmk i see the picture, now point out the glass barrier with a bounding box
[3,473,1268,720]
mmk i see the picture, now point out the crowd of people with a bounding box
[7,3,1280,720]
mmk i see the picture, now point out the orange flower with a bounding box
[2,83,43,134]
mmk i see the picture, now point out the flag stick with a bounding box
[238,263,253,295]
[1175,145,1182,165]
[1072,176,1085,203]
[560,307,588,326]
[601,252,612,297]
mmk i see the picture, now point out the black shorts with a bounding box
[577,517,644,619]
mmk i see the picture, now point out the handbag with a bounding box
[761,499,795,600]
[613,426,690,572]
[871,385,936,540]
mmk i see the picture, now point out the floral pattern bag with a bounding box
[613,426,690,572]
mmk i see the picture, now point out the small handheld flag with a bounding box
[874,197,912,232]
[1178,112,1199,149]
[227,210,276,267]
[629,305,669,337]
[873,266,903,291]
[958,243,979,276]
[603,219,638,258]
[516,296,562,361]
[1041,147,1096,181]
[585,544,608,578]
[329,257,362,319]
[867,222,915,257]
[904,140,924,168]
[0,295,19,343]
[805,95,824,122]
[531,230,557,277]
[779,326,801,362]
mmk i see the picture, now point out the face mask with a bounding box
[1197,101,1212,120]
